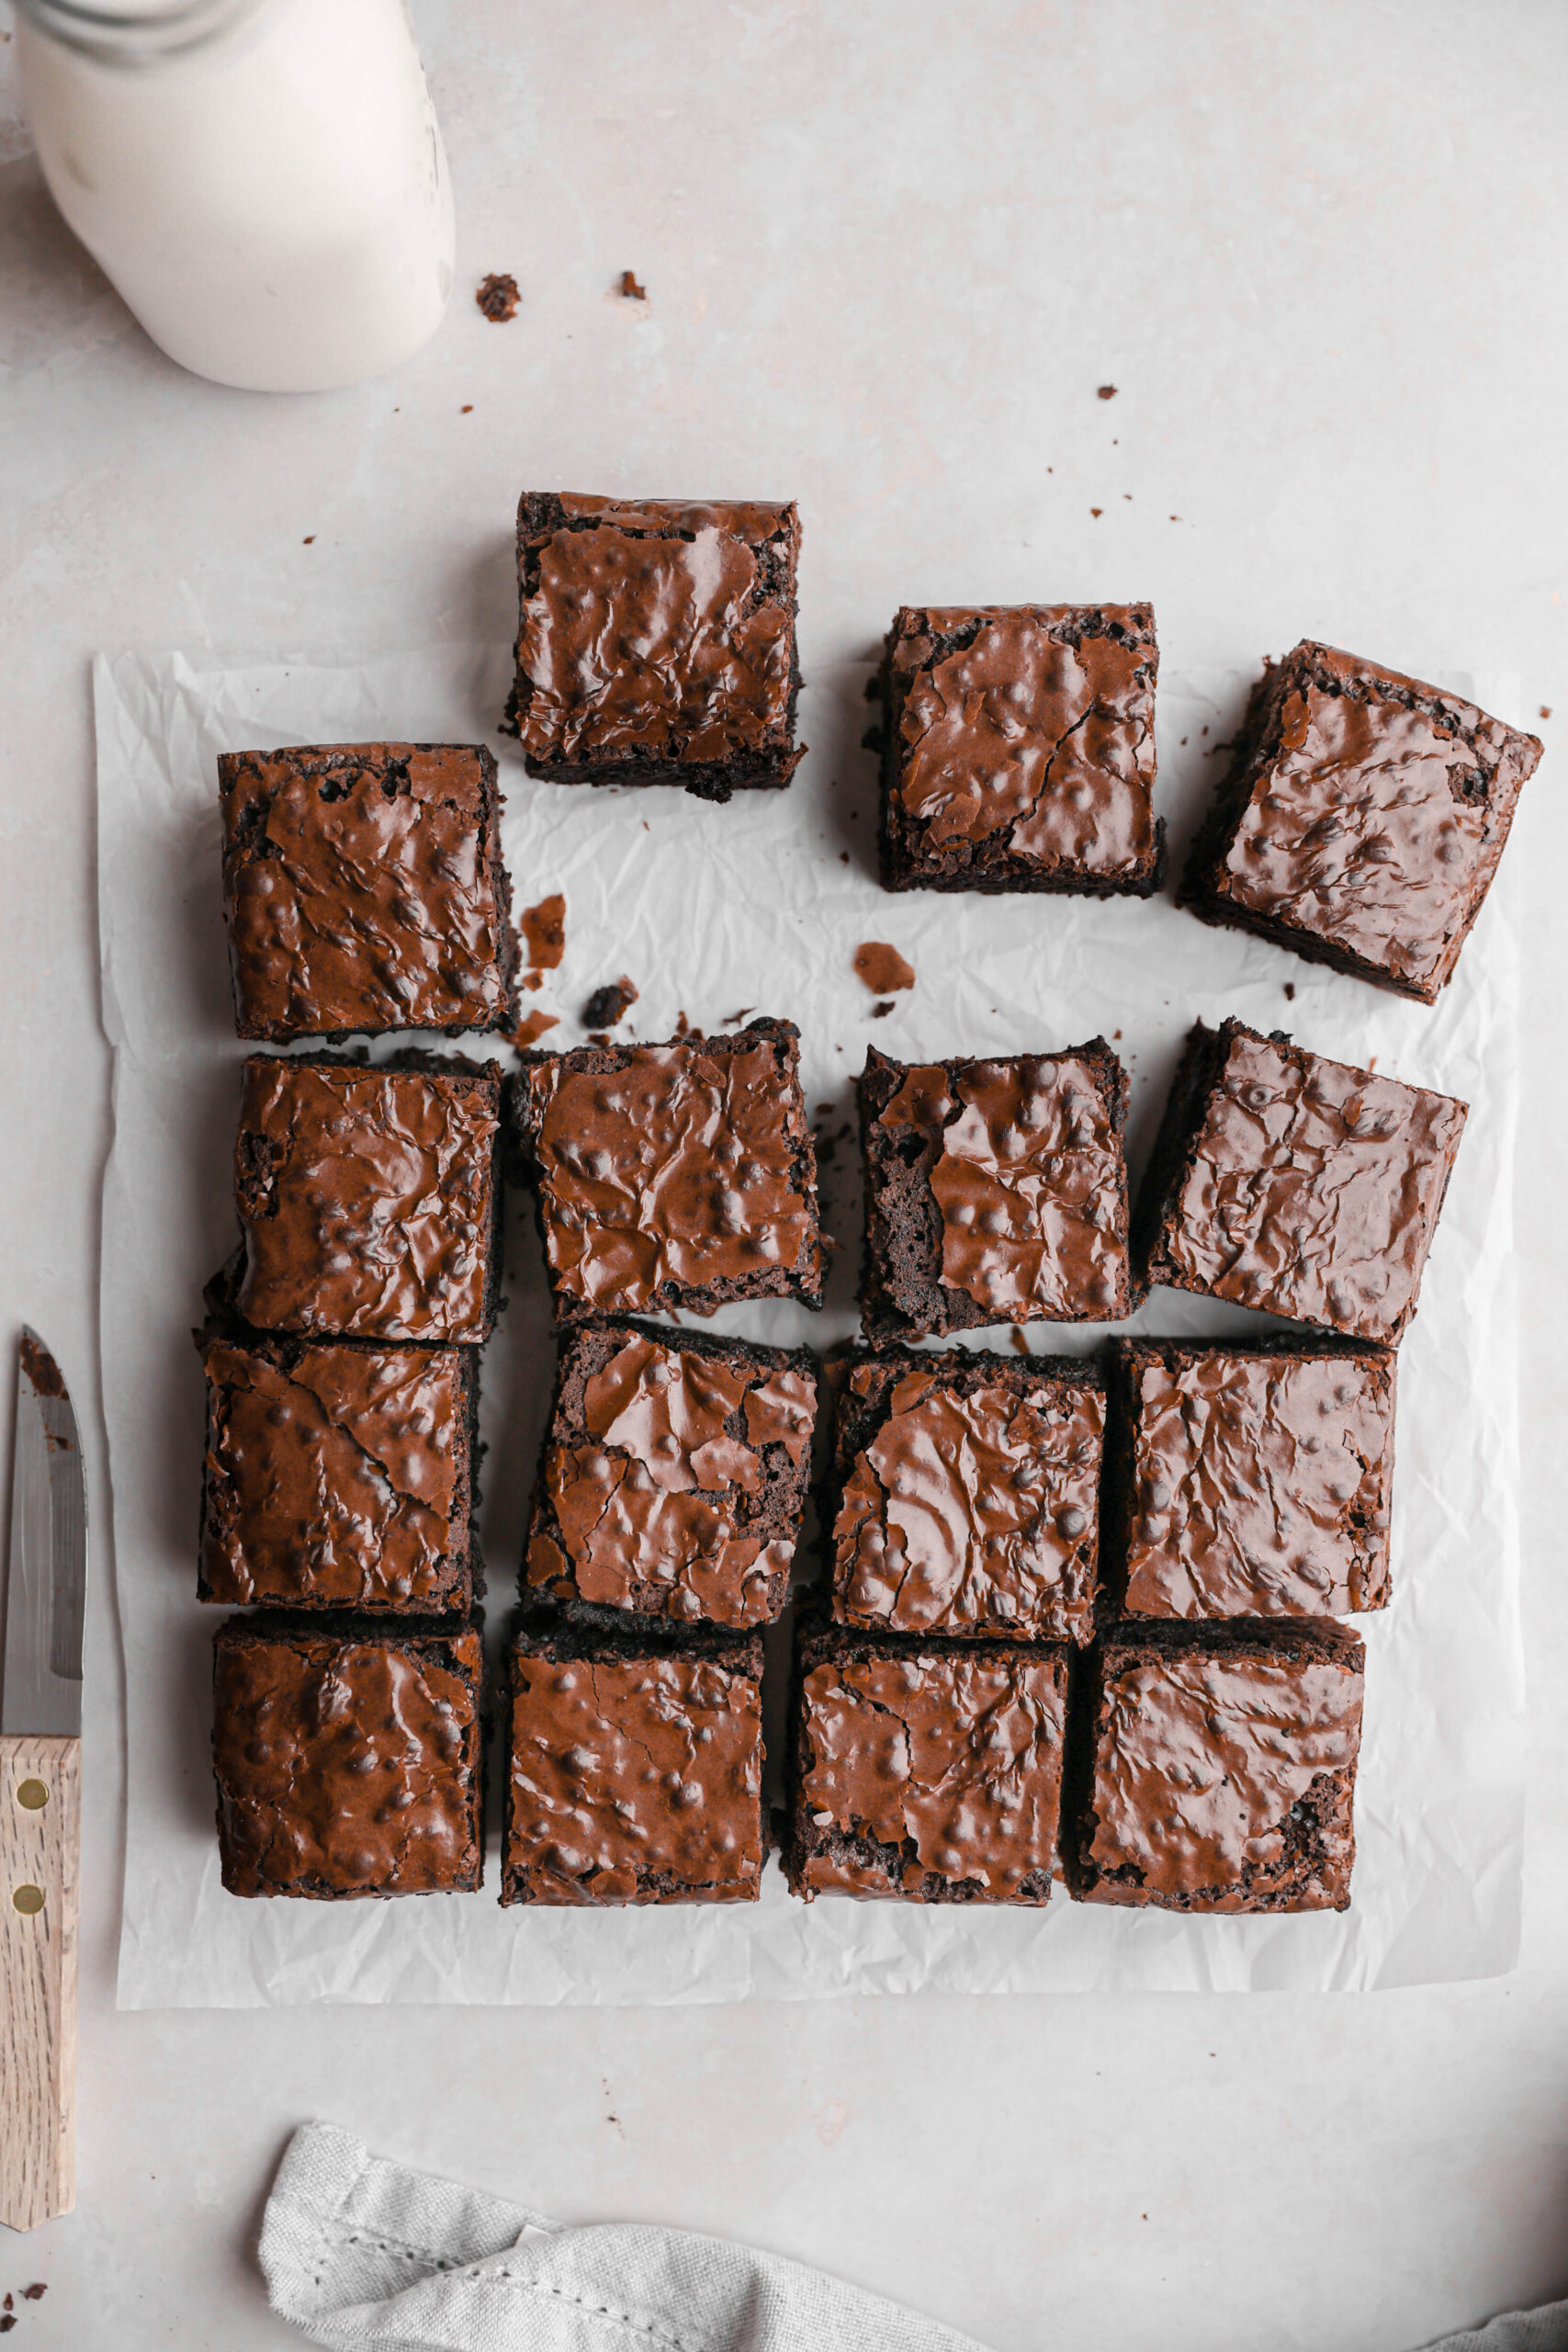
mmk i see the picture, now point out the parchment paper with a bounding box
[96,641,1527,2005]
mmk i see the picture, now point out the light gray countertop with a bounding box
[1,3,1566,2344]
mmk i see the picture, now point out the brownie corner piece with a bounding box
[513,1017,823,1322]
[879,602,1164,898]
[502,1612,768,1904]
[219,741,519,1042]
[504,493,804,801]
[1066,1619,1365,1912]
[1107,1336,1395,1620]
[784,1621,1070,1903]
[827,1344,1104,1642]
[524,1317,818,1629]
[211,1613,484,1897]
[197,1330,479,1613]
[1181,640,1542,1004]
[1133,1016,1466,1346]
[856,1036,1132,1340]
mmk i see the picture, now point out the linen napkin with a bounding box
[259,2120,1568,2352]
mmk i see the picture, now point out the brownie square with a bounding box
[212,1615,483,1897]
[513,1017,823,1323]
[502,494,805,801]
[220,742,520,1042]
[228,1052,502,1343]
[1182,642,1541,1004]
[1066,1620,1365,1912]
[879,604,1164,896]
[502,1613,767,1904]
[525,1319,817,1630]
[1107,1339,1394,1621]
[827,1346,1103,1644]
[1134,1018,1466,1347]
[784,1623,1069,1903]
[198,1332,479,1612]
[857,1038,1133,1341]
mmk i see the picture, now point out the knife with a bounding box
[0,1329,85,2232]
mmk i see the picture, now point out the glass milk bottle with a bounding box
[12,0,455,391]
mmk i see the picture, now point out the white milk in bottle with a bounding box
[14,0,456,391]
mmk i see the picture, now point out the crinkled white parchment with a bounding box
[96,641,1526,2005]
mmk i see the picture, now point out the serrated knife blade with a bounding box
[3,1329,86,1739]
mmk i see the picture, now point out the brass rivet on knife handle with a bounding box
[0,1734,80,2230]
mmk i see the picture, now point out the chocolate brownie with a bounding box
[827,1346,1103,1643]
[1182,642,1542,1003]
[219,742,519,1042]
[212,1615,483,1897]
[524,1319,817,1629]
[857,1039,1134,1340]
[1066,1620,1365,1912]
[879,604,1164,895]
[198,1332,479,1612]
[502,494,805,801]
[1134,1019,1466,1346]
[228,1053,502,1343]
[1107,1339,1394,1620]
[784,1622,1069,1903]
[513,1018,823,1323]
[502,1613,767,1904]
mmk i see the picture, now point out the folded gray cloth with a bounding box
[259,2120,1568,2352]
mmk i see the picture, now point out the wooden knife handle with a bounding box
[0,1735,79,2230]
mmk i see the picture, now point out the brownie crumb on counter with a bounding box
[513,1016,823,1322]
[502,495,805,800]
[524,1318,817,1629]
[1133,1017,1466,1346]
[1066,1620,1365,1912]
[227,1052,502,1343]
[197,1332,479,1613]
[852,942,915,992]
[826,1346,1103,1644]
[857,1037,1134,1340]
[1181,641,1542,1002]
[1106,1338,1395,1620]
[212,1616,483,1898]
[219,743,519,1042]
[878,605,1163,897]
[784,1621,1069,1903]
[502,1612,767,1905]
[519,892,566,974]
[582,975,638,1028]
[476,272,520,321]
[617,270,647,300]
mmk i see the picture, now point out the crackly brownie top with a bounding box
[1157,1024,1466,1343]
[213,1624,481,1894]
[513,495,799,767]
[519,1028,819,1314]
[880,1053,1129,1319]
[797,1648,1066,1896]
[220,743,511,1037]
[233,1057,499,1341]
[530,1329,816,1626]
[832,1360,1102,1639]
[508,1650,764,1899]
[888,605,1156,873]
[1213,643,1540,994]
[1084,1634,1363,1902]
[201,1336,465,1608]
[1122,1346,1393,1618]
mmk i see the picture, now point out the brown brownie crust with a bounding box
[881,603,1164,896]
[827,1345,1103,1644]
[212,1616,483,1898]
[1067,1620,1365,1913]
[220,742,519,1042]
[1182,642,1541,1003]
[525,1318,817,1629]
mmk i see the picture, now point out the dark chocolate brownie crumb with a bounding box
[582,976,638,1028]
[476,273,520,322]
